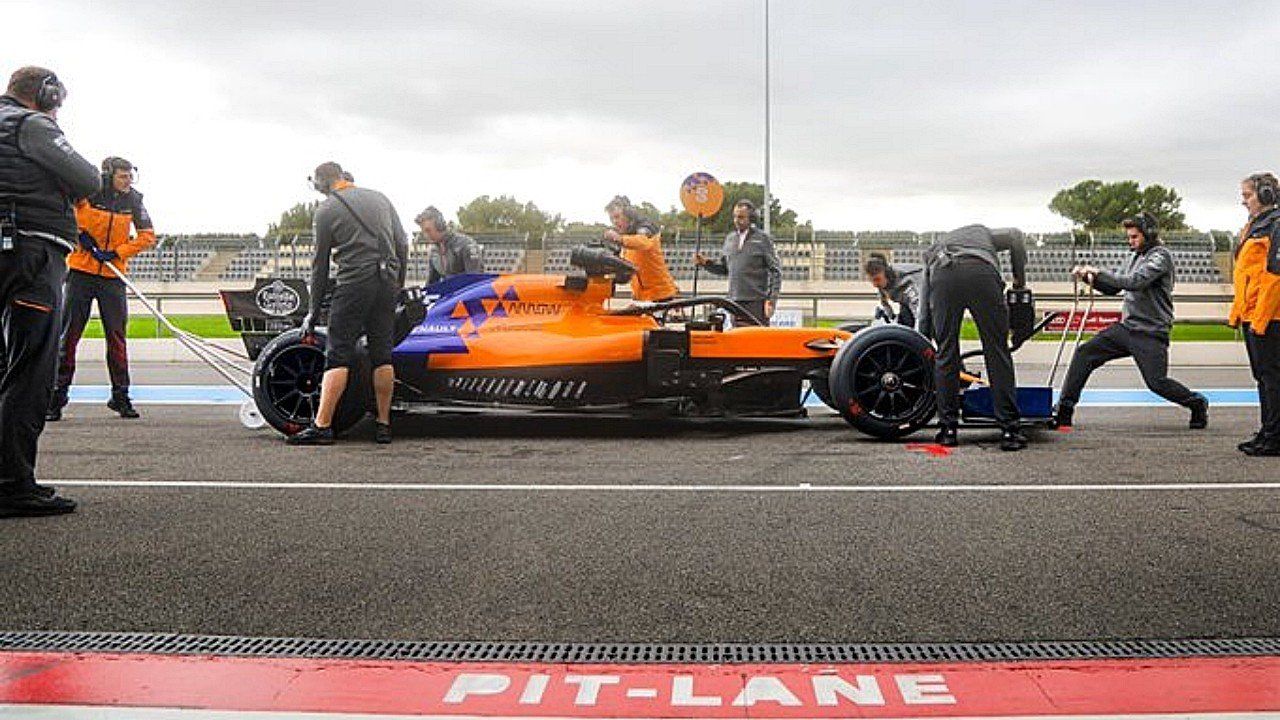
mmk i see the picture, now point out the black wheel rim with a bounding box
[849,339,933,423]
[263,344,325,425]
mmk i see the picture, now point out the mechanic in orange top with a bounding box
[1228,172,1280,456]
[47,156,156,421]
[603,195,678,303]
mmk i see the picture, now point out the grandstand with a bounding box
[141,228,1231,287]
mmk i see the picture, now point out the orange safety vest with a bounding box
[619,233,679,302]
[68,188,157,278]
[1228,208,1280,335]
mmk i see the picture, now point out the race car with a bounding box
[222,246,960,440]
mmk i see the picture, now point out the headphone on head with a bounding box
[1130,211,1159,245]
[1250,173,1278,207]
[734,199,758,223]
[35,73,65,112]
[418,206,447,232]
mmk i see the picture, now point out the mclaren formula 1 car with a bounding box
[222,247,1048,440]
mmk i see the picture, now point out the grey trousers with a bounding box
[929,260,1019,428]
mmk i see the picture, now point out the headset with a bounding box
[35,73,65,112]
[733,198,758,223]
[308,162,345,194]
[1250,173,1278,207]
[417,206,447,232]
[1128,211,1159,245]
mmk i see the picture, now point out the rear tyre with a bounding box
[829,324,936,439]
[252,328,371,437]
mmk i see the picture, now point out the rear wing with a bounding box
[219,278,319,360]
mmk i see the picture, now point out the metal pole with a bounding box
[762,0,772,234]
[692,214,704,297]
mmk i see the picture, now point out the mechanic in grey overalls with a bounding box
[1054,213,1208,429]
[921,225,1029,451]
[864,251,927,333]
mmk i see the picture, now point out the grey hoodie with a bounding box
[1091,244,1176,337]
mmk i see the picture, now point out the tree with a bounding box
[1049,180,1187,231]
[456,195,563,236]
[266,201,319,239]
[703,181,799,234]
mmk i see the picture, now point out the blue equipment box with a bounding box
[962,385,1055,420]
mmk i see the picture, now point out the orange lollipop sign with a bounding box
[680,172,724,219]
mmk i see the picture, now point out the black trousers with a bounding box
[731,299,770,327]
[1058,324,1199,410]
[1244,322,1280,441]
[930,259,1019,428]
[0,241,66,495]
[52,270,130,405]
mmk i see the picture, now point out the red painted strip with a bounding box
[2,652,1280,716]
[905,442,953,457]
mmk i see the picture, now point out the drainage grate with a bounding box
[2,632,1279,663]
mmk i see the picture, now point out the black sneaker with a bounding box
[1188,395,1209,430]
[107,395,140,419]
[1243,440,1280,457]
[375,422,392,445]
[33,483,56,499]
[1000,428,1029,452]
[286,424,335,446]
[1052,403,1074,429]
[45,405,62,422]
[1239,434,1263,453]
[0,492,77,518]
[934,425,959,447]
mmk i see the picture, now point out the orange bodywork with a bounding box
[412,273,849,371]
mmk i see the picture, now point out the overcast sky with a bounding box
[10,0,1279,234]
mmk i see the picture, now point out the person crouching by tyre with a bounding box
[923,225,1029,451]
[1054,213,1208,431]
[0,66,100,517]
[47,156,156,421]
[864,251,926,333]
[288,162,408,446]
[1229,172,1280,457]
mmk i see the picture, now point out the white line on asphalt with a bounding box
[47,480,1280,493]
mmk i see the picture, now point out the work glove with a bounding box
[91,247,119,263]
[77,231,100,253]
[874,306,893,323]
[299,312,316,338]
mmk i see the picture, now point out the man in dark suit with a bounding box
[693,199,782,326]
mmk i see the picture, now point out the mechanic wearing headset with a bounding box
[602,195,678,303]
[922,224,1029,451]
[289,162,408,446]
[864,251,926,333]
[47,156,156,421]
[0,66,100,517]
[1229,172,1280,456]
[693,199,783,326]
[1054,212,1208,431]
[417,205,483,285]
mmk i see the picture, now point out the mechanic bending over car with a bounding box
[1229,172,1280,457]
[1054,213,1209,430]
[602,195,678,303]
[289,162,408,447]
[417,206,483,285]
[922,225,1029,451]
[864,251,926,333]
[694,199,783,326]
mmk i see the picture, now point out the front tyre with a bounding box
[829,324,936,439]
[252,328,371,437]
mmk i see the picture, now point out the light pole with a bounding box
[763,0,771,234]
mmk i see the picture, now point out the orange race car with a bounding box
[224,247,942,439]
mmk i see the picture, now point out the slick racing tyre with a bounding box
[252,328,371,437]
[829,324,936,440]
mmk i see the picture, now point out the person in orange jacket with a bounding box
[603,195,678,303]
[1229,172,1280,456]
[47,156,155,421]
